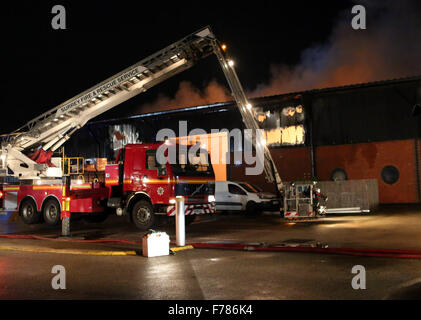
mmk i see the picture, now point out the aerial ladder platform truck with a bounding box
[0,26,284,232]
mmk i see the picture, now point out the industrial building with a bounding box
[66,76,421,204]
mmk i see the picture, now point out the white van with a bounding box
[215,181,280,214]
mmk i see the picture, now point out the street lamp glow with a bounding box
[246,103,252,110]
[227,60,234,67]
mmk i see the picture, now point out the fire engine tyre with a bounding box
[132,200,156,230]
[43,199,61,226]
[20,199,41,224]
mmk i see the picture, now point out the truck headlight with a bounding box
[208,195,215,203]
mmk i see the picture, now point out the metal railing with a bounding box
[62,157,84,175]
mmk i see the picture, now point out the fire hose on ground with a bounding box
[1,234,421,259]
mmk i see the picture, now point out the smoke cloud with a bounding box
[251,0,421,97]
[137,0,421,113]
[138,80,231,114]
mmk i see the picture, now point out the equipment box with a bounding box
[142,232,170,257]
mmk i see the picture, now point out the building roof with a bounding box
[92,75,421,124]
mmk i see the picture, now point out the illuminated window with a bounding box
[258,105,306,146]
[257,113,267,123]
[109,124,141,153]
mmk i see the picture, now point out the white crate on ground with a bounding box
[142,232,170,257]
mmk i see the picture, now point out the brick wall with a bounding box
[228,139,419,203]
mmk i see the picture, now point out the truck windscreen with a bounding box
[171,147,214,177]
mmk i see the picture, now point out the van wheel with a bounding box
[43,199,61,226]
[132,200,156,230]
[20,199,41,224]
[245,201,258,216]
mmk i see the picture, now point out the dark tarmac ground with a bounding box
[1,206,421,299]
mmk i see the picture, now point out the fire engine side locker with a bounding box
[70,183,109,213]
[1,185,20,216]
[13,184,108,216]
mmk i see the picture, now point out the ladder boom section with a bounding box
[211,43,283,193]
[9,27,216,152]
[1,26,282,189]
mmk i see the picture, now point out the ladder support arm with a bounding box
[211,41,284,193]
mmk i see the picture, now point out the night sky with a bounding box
[1,0,418,134]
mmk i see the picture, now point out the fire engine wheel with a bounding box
[132,200,156,230]
[20,199,41,224]
[43,199,61,226]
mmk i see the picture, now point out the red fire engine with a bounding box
[8,142,215,230]
[0,26,283,234]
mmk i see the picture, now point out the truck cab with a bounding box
[105,143,216,230]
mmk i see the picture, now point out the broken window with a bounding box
[256,105,306,146]
[109,124,141,156]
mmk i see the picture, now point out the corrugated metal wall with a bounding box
[65,77,421,203]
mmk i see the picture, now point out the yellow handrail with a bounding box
[62,156,85,175]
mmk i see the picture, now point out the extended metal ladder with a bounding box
[211,42,284,194]
[7,28,216,153]
[1,26,283,194]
